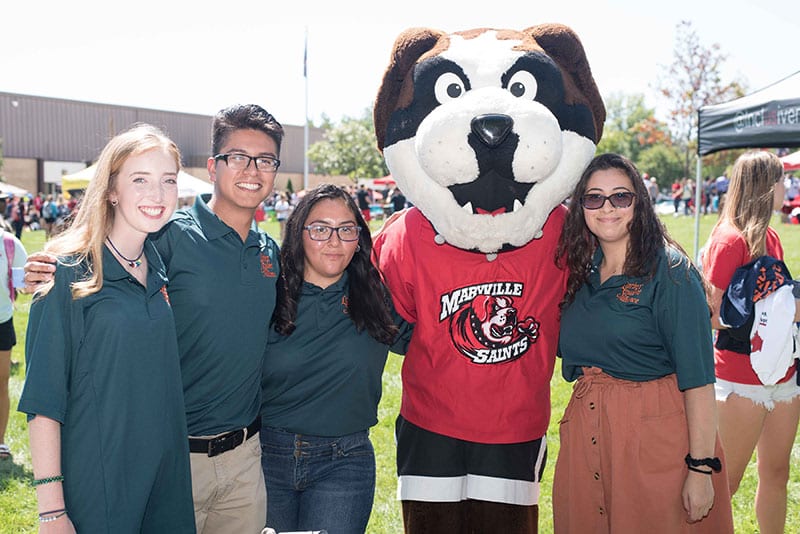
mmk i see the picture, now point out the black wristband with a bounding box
[792,280,800,299]
[685,454,722,473]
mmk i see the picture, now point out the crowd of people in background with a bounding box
[646,171,799,223]
[0,192,76,239]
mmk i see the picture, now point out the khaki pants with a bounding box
[190,431,266,533]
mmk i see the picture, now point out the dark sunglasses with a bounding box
[580,191,635,210]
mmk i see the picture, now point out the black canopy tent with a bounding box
[698,70,800,156]
[692,70,800,258]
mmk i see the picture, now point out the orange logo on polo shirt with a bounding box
[260,254,277,278]
[617,283,642,304]
[341,295,350,315]
[160,285,171,306]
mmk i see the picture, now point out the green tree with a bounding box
[307,109,388,181]
[596,128,630,158]
[597,92,671,163]
[655,20,745,177]
[603,94,651,135]
[636,144,684,188]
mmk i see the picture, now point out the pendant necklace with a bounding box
[106,237,144,268]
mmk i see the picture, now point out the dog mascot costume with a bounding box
[371,25,605,532]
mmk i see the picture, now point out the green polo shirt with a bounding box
[261,273,412,437]
[558,247,715,391]
[19,244,195,532]
[152,194,280,436]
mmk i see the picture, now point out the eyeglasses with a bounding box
[304,225,362,242]
[214,153,280,173]
[580,192,635,210]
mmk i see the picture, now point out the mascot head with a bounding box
[374,24,605,253]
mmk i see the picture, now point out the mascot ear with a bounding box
[373,27,445,152]
[526,23,606,142]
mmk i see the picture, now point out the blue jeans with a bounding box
[260,426,375,534]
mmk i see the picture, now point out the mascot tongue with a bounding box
[477,207,506,216]
[448,170,534,216]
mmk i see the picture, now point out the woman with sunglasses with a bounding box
[260,184,411,534]
[702,151,800,534]
[552,153,733,533]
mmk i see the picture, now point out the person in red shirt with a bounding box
[33,192,44,220]
[671,179,683,214]
[702,151,800,534]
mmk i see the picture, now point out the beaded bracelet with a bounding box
[38,508,65,517]
[32,475,64,486]
[39,510,67,523]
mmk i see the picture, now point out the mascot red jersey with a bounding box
[371,25,605,533]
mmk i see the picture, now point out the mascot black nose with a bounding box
[471,114,513,147]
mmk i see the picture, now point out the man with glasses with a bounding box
[24,104,283,533]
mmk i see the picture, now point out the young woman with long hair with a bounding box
[18,124,195,532]
[702,150,800,534]
[552,153,733,533]
[260,183,410,534]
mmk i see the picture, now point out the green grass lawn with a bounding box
[1,214,798,533]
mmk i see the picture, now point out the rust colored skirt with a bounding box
[552,367,733,534]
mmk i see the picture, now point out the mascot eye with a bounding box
[506,70,538,99]
[434,72,467,104]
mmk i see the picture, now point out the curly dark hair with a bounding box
[211,104,284,155]
[272,183,399,344]
[555,153,686,307]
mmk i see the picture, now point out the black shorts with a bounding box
[395,415,546,505]
[0,317,17,351]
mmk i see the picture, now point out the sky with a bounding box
[2,0,798,128]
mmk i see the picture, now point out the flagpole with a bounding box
[303,26,309,192]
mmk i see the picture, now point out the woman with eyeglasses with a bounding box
[552,153,733,533]
[259,183,411,534]
[702,151,800,534]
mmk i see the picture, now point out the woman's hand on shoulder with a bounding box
[20,251,58,294]
[682,470,714,523]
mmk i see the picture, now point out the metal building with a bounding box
[0,91,325,194]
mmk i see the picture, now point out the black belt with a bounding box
[189,416,261,457]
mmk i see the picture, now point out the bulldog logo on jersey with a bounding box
[440,282,539,364]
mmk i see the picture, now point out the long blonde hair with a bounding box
[41,123,181,299]
[715,151,783,258]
